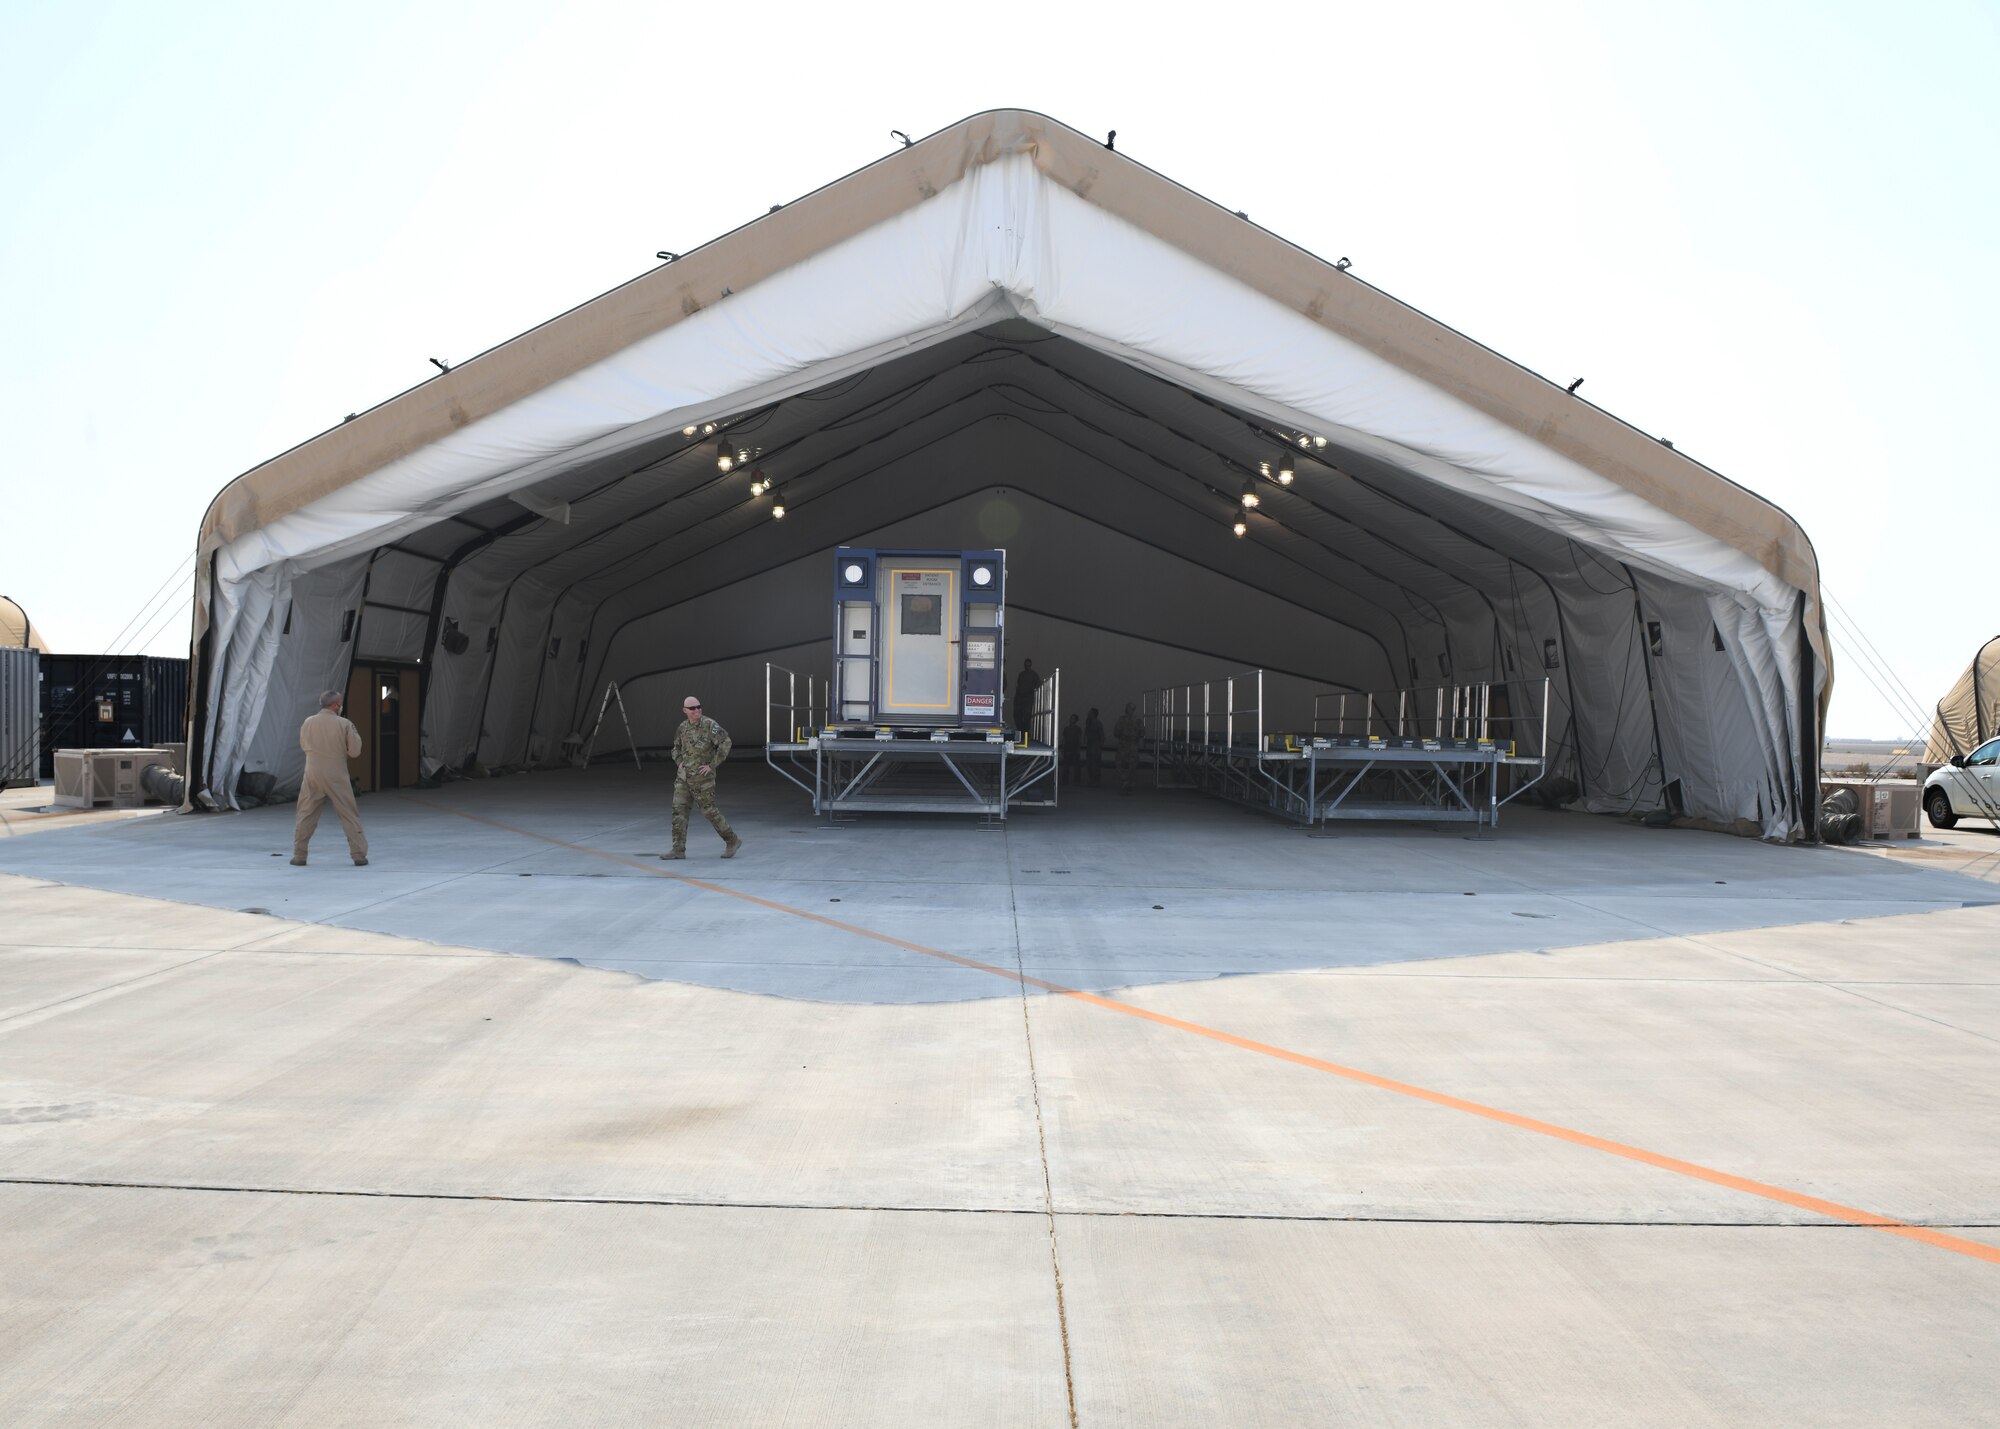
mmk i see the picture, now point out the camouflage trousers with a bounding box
[1115,747,1138,789]
[672,777,735,851]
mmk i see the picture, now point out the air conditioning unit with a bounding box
[1819,778,1922,841]
[51,749,176,809]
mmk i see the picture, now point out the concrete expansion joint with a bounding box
[1002,818,1080,1429]
[1,1179,1994,1232]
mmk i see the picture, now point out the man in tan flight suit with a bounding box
[293,689,368,866]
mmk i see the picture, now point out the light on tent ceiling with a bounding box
[1297,434,1311,448]
[750,471,767,496]
[716,445,735,473]
[1276,455,1295,485]
[1239,481,1260,509]
[1232,516,1248,538]
[682,424,698,437]
[770,489,786,519]
[1313,435,1327,447]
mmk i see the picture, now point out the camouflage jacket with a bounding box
[1113,714,1145,749]
[672,716,732,781]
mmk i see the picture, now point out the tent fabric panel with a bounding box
[219,556,367,798]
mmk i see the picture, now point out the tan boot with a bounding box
[722,836,742,859]
[661,849,687,860]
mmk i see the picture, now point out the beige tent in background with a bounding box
[1926,634,2000,761]
[1,595,49,652]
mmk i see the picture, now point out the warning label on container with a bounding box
[963,694,996,719]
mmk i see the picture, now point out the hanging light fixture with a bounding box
[701,422,718,436]
[682,424,699,437]
[770,487,786,519]
[1232,515,1248,537]
[749,470,767,496]
[716,443,736,473]
[1276,453,1295,486]
[1239,480,1260,509]
[1313,434,1327,447]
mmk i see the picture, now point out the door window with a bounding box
[900,593,942,635]
[1967,738,2000,767]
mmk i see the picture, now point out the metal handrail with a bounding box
[1312,677,1550,759]
[764,662,825,747]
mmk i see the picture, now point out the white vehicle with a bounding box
[1924,736,2000,828]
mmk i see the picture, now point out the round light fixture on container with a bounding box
[971,564,994,588]
[843,562,866,585]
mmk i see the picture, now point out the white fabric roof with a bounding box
[189,112,1828,837]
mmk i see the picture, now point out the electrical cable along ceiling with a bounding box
[188,111,1828,839]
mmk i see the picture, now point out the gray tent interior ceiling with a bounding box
[188,110,1826,838]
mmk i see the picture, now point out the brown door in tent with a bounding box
[343,663,421,794]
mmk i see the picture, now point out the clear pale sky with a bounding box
[2,0,1992,738]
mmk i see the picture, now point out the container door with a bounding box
[344,667,375,792]
[878,563,958,720]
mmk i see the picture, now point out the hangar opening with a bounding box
[185,110,1828,841]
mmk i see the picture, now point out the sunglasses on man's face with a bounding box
[685,704,702,711]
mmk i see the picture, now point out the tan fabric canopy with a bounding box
[1,596,48,652]
[1926,635,2000,761]
[193,110,1827,689]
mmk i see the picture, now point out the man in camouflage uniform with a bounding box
[1113,702,1145,793]
[665,695,741,860]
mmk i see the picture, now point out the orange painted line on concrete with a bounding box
[404,795,2000,1269]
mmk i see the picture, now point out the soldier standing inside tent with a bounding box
[1085,706,1106,785]
[1114,702,1145,793]
[292,689,368,866]
[1060,712,1083,785]
[1012,657,1043,737]
[666,695,741,860]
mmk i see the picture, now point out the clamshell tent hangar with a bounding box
[185,110,1830,840]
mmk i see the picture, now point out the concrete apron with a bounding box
[2,860,1999,1423]
[0,763,1992,1004]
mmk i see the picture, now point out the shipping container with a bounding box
[37,654,190,778]
[0,646,38,788]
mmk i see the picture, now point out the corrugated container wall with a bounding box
[1,647,40,788]
[37,655,190,778]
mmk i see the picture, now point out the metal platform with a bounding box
[1145,671,1550,831]
[764,662,1059,820]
